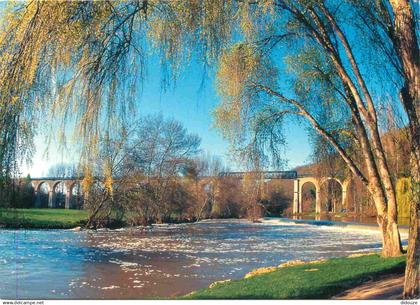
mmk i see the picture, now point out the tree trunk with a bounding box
[352,109,402,256]
[387,0,420,298]
[303,7,403,256]
[403,158,420,298]
[317,5,400,231]
[378,214,404,257]
[371,189,403,256]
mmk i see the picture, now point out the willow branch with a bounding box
[251,82,369,186]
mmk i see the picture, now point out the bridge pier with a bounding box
[342,190,347,211]
[293,177,320,214]
[342,179,350,211]
[48,190,54,208]
[34,191,41,208]
[315,189,321,213]
[65,189,72,209]
[65,181,73,209]
[293,180,300,214]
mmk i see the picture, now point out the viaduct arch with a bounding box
[31,178,83,209]
[293,176,350,214]
[220,171,351,214]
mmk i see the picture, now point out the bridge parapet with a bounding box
[219,171,298,179]
[31,177,84,181]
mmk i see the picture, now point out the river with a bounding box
[0,219,396,299]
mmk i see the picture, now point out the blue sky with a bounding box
[0,1,314,178]
[6,1,416,178]
[24,57,312,177]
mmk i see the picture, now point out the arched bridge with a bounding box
[292,176,350,214]
[31,177,84,209]
[220,171,350,214]
[29,171,351,213]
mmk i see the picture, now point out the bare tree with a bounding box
[184,153,230,220]
[83,132,130,228]
[125,114,201,223]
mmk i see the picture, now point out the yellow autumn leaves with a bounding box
[214,44,261,139]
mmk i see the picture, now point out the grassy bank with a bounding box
[0,208,88,229]
[184,254,406,299]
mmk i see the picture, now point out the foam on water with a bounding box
[0,219,406,299]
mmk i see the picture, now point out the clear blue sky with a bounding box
[24,57,312,177]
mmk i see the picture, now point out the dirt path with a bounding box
[334,274,405,300]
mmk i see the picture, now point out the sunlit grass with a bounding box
[184,254,406,299]
[0,208,88,229]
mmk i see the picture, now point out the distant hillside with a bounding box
[293,163,317,176]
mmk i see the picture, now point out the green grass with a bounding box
[0,208,88,229]
[184,254,406,299]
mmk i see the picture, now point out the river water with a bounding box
[0,219,393,299]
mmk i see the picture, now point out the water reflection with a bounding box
[1,219,395,299]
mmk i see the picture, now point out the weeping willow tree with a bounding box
[0,0,237,191]
[0,0,223,203]
[0,1,146,198]
[213,0,418,296]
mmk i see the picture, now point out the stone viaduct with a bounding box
[30,171,351,213]
[292,175,350,214]
[30,177,84,209]
[220,171,350,214]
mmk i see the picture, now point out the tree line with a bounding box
[82,115,290,227]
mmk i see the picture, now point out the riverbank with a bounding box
[183,253,406,299]
[0,208,199,229]
[0,208,88,229]
[0,209,410,235]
